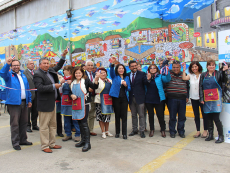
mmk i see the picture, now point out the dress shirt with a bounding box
[17,72,26,99]
[130,71,137,83]
[86,70,94,81]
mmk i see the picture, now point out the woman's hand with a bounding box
[147,73,151,80]
[71,94,77,100]
[182,62,186,72]
[223,65,229,71]
[200,101,204,104]
[95,72,100,82]
[122,80,127,87]
[60,78,65,84]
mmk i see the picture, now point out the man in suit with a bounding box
[127,61,148,138]
[85,60,97,136]
[23,59,39,132]
[33,50,67,153]
[0,58,32,150]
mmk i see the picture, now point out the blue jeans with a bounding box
[167,98,186,135]
[64,116,80,137]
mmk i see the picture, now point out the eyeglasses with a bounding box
[150,67,157,69]
[12,65,20,67]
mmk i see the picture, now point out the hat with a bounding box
[97,67,107,74]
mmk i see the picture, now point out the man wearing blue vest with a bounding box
[0,58,32,150]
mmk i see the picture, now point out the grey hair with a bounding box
[26,59,34,65]
[39,57,49,64]
[85,60,93,66]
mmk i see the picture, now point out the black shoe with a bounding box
[215,136,224,144]
[115,134,120,138]
[129,131,138,136]
[32,126,39,131]
[205,130,214,141]
[82,122,91,152]
[27,127,32,133]
[57,133,64,137]
[140,131,145,138]
[170,134,175,138]
[123,135,127,139]
[13,145,21,150]
[19,141,33,145]
[179,134,185,138]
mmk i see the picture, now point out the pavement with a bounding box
[0,110,230,173]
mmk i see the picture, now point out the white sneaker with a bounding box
[102,132,106,139]
[105,131,113,137]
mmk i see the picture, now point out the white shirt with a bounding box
[17,72,26,99]
[189,73,200,100]
[86,71,94,81]
[130,72,137,83]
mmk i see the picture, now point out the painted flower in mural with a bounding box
[123,56,128,62]
[165,51,170,56]
[173,49,180,57]
[150,54,155,59]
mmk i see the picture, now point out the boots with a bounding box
[82,122,91,152]
[205,120,214,141]
[215,121,224,144]
[75,123,85,147]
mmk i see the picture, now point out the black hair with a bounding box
[115,64,127,77]
[11,59,21,66]
[129,60,137,67]
[172,60,180,65]
[188,61,203,74]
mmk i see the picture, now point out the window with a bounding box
[204,32,217,49]
[225,7,230,17]
[215,10,220,20]
[196,37,202,47]
[197,16,201,28]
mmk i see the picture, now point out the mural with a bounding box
[0,0,222,69]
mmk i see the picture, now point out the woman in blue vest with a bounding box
[71,67,99,152]
[95,67,114,139]
[145,64,171,138]
[199,59,228,143]
[109,62,131,139]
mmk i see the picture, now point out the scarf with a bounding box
[64,76,71,80]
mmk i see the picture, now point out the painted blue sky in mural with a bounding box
[0,0,214,47]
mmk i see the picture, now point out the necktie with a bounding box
[31,70,34,75]
[132,73,135,84]
[90,72,93,82]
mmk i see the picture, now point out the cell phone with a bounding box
[121,79,124,84]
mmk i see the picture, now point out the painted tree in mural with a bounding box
[17,44,23,60]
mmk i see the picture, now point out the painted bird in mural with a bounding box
[113,0,123,6]
[86,10,96,17]
[102,5,110,10]
[72,29,80,35]
[77,25,84,29]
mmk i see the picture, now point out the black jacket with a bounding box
[127,70,148,104]
[85,71,96,98]
[33,58,65,112]
[199,70,226,102]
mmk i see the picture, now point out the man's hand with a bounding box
[60,79,65,84]
[6,57,12,65]
[71,94,77,100]
[62,49,68,57]
[147,73,151,80]
[223,65,229,71]
[55,83,62,89]
[89,87,93,92]
[186,98,189,103]
[28,102,32,108]
[200,101,204,104]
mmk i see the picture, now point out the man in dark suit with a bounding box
[23,59,39,132]
[33,50,67,153]
[85,60,97,136]
[127,61,148,138]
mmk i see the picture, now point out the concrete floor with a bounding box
[0,111,229,173]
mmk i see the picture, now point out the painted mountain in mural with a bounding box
[30,33,68,52]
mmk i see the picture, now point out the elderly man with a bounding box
[33,50,67,153]
[24,59,39,132]
[0,58,32,150]
[166,60,189,138]
[85,60,97,136]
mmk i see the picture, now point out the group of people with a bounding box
[0,50,228,153]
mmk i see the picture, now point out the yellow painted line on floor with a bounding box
[0,125,10,129]
[136,131,196,173]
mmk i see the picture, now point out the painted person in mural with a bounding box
[166,60,189,138]
[109,59,131,139]
[60,65,80,142]
[85,60,97,136]
[127,61,149,138]
[182,62,208,139]
[70,67,100,152]
[146,65,171,138]
[94,68,114,139]
[0,58,32,151]
[199,60,228,144]
[33,50,67,153]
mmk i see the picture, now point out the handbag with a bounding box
[72,97,82,110]
[203,88,219,101]
[62,95,72,105]
[103,94,112,105]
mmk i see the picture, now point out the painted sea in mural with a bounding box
[0,0,216,69]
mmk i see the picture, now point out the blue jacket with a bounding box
[109,64,131,101]
[146,73,171,102]
[0,64,32,105]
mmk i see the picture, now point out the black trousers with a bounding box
[207,113,223,136]
[145,102,165,131]
[113,96,128,135]
[191,99,208,131]
[56,112,62,134]
[27,96,38,128]
[78,105,89,124]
